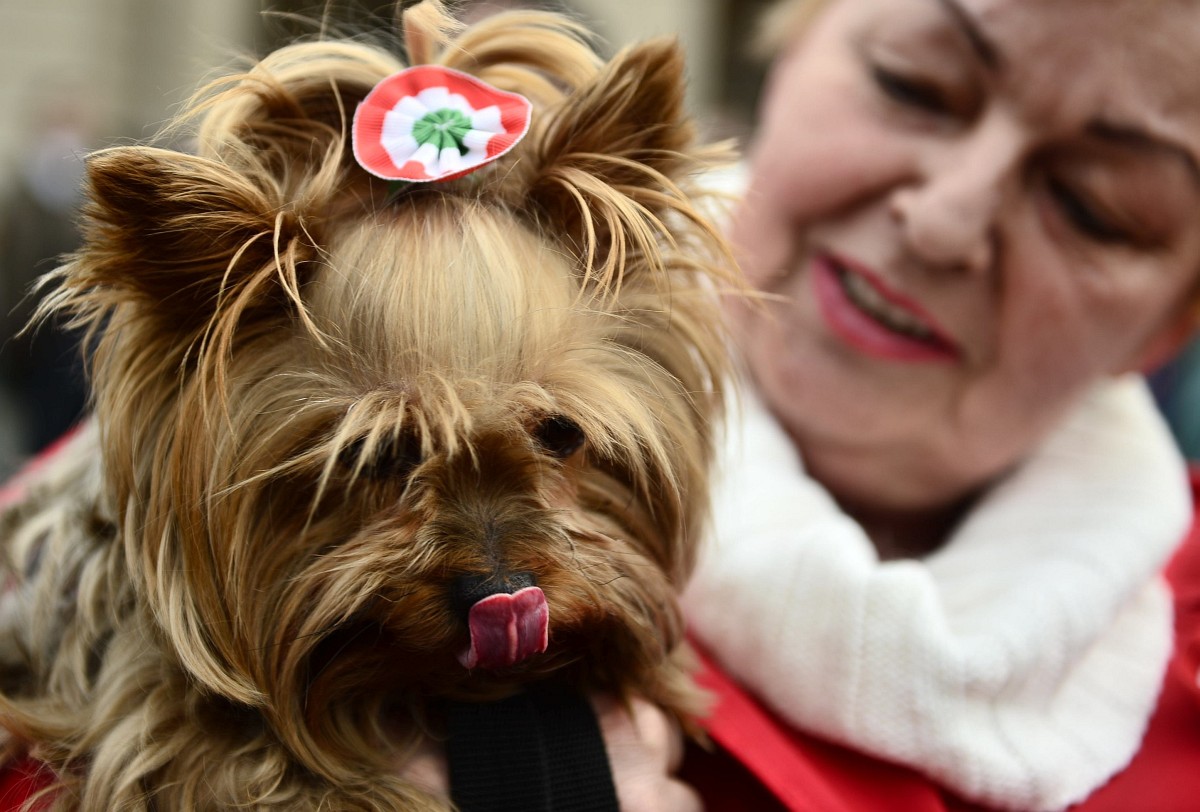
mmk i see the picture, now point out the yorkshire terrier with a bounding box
[0,1,736,808]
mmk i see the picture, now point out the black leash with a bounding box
[445,684,620,812]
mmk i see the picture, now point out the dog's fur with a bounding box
[0,2,736,808]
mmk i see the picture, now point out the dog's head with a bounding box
[46,0,735,765]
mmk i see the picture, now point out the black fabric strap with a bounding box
[445,684,620,812]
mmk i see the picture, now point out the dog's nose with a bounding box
[451,570,537,622]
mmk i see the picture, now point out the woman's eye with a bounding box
[1047,177,1130,244]
[871,64,949,114]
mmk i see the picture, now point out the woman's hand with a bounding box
[396,734,451,797]
[592,693,703,812]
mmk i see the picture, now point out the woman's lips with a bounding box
[811,253,960,362]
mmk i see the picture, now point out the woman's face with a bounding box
[736,0,1200,513]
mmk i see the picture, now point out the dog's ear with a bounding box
[532,37,695,191]
[70,146,313,327]
[520,38,716,288]
[56,40,396,334]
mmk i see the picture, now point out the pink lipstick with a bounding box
[811,253,959,362]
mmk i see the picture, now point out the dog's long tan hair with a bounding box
[0,2,738,808]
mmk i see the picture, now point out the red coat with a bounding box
[680,470,1200,812]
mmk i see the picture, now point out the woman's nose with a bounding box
[890,123,1021,275]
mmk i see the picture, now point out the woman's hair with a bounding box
[755,0,830,57]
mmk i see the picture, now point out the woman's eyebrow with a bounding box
[1090,120,1200,188]
[935,0,999,70]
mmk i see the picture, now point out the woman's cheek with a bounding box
[731,200,800,288]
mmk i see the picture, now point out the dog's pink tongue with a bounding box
[458,586,549,670]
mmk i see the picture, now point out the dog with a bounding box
[0,2,737,808]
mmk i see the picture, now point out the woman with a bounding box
[679,0,1200,809]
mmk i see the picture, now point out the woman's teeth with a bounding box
[836,265,934,340]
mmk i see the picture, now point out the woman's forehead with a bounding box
[840,0,1200,68]
[965,0,1200,64]
[981,0,1200,131]
[843,0,1200,157]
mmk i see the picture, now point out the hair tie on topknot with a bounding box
[352,65,532,183]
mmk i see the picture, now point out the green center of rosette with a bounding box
[412,108,473,153]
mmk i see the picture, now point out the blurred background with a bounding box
[1,0,1198,480]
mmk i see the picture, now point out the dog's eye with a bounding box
[339,434,423,479]
[533,415,586,459]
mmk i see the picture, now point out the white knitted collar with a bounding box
[684,375,1191,811]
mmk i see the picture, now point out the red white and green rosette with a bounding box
[352,65,532,183]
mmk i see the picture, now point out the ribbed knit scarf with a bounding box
[684,375,1190,811]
